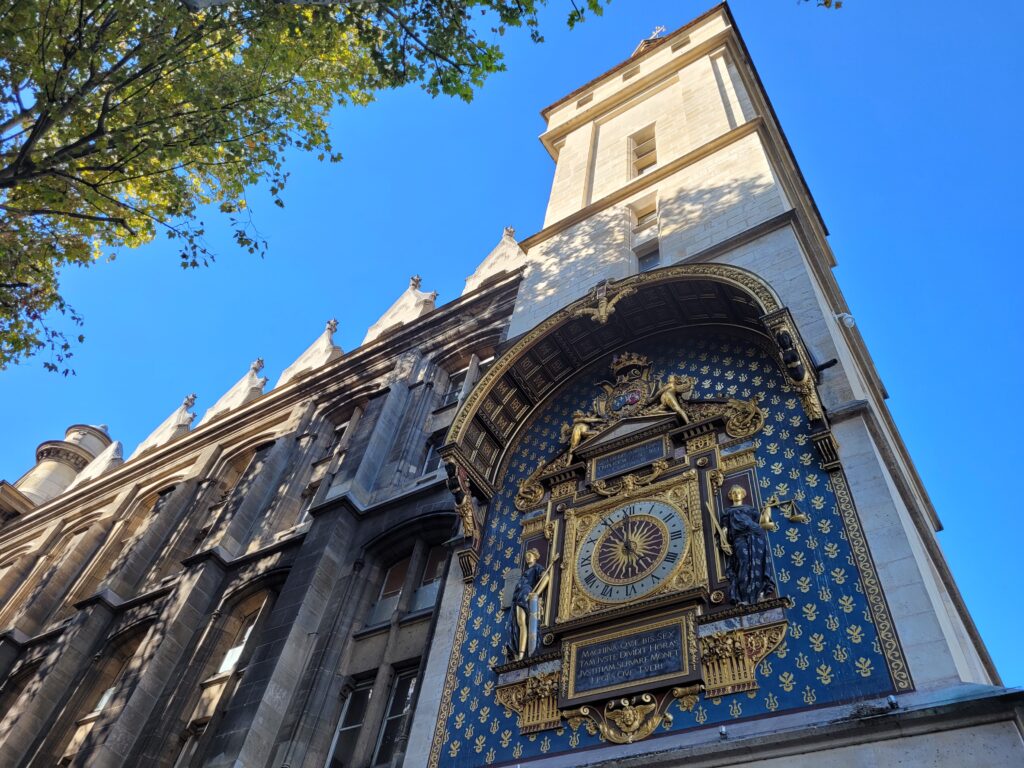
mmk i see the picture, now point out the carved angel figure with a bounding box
[606,698,656,735]
[653,374,695,422]
[560,411,603,464]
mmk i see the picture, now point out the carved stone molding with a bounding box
[35,443,91,471]
[592,459,668,497]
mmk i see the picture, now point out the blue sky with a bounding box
[2,1,1022,688]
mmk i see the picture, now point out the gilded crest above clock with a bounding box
[515,351,765,512]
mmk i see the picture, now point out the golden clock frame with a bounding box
[556,469,707,624]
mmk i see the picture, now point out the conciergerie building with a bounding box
[0,5,1020,767]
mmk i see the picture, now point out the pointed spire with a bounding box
[130,395,197,459]
[462,226,526,296]
[276,320,343,387]
[67,441,124,490]
[200,358,269,424]
[363,276,439,345]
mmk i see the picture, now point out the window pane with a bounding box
[343,686,372,727]
[373,672,417,766]
[388,673,416,718]
[217,614,257,674]
[638,250,660,273]
[380,557,409,598]
[420,545,447,585]
[92,685,117,713]
[328,684,372,768]
[420,441,442,475]
[373,716,403,766]
[330,728,360,768]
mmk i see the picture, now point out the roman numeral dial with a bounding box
[575,499,687,604]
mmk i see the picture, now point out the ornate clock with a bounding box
[575,500,687,604]
[557,471,706,624]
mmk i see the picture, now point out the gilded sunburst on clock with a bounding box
[594,514,668,583]
[576,500,688,604]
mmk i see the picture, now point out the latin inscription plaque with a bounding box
[592,438,667,481]
[563,613,694,703]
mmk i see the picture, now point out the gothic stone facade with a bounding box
[1,5,1021,768]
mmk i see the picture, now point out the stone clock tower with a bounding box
[412,5,1022,766]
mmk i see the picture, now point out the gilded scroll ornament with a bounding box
[514,462,545,511]
[562,685,701,745]
[592,459,669,497]
[723,397,765,438]
[570,279,637,325]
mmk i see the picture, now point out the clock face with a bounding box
[576,500,687,604]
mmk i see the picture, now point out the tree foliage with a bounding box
[0,0,604,372]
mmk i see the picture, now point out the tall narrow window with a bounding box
[216,609,258,674]
[90,636,142,713]
[372,670,417,766]
[633,204,657,232]
[419,435,444,477]
[322,422,348,461]
[411,544,448,612]
[368,556,410,625]
[439,368,468,408]
[327,680,373,768]
[630,124,657,177]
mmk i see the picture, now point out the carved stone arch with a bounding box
[361,509,458,565]
[104,614,158,648]
[443,263,798,497]
[216,566,290,612]
[431,327,503,372]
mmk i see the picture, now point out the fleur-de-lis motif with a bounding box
[855,657,874,677]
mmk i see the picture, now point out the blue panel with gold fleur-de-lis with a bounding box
[431,330,898,767]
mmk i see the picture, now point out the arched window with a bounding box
[170,589,273,768]
[58,629,145,764]
[0,662,40,723]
